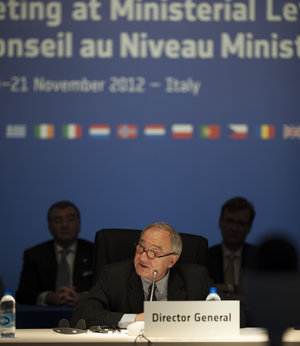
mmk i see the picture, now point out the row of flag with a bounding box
[3,123,300,140]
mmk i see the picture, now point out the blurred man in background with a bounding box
[208,196,258,297]
[16,200,94,306]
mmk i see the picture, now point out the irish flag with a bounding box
[62,124,82,139]
[34,124,55,139]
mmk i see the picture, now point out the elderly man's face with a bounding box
[134,227,178,281]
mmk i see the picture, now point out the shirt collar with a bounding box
[222,243,243,257]
[141,270,170,295]
[54,241,77,254]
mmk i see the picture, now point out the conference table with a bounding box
[1,328,300,346]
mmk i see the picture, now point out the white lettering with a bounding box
[79,39,113,58]
[0,0,62,27]
[220,32,299,59]
[0,32,73,58]
[119,32,214,59]
[110,0,256,22]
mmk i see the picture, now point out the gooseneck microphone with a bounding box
[149,269,158,302]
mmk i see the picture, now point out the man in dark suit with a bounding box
[208,197,258,298]
[71,222,210,328]
[16,201,94,306]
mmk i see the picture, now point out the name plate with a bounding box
[144,301,240,337]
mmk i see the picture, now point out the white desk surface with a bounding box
[0,328,300,345]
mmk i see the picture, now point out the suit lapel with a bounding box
[127,269,144,312]
[217,245,225,282]
[167,268,186,300]
[73,241,84,281]
[41,242,57,289]
[73,241,92,277]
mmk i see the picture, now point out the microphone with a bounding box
[149,269,158,302]
[59,318,70,328]
[75,319,86,330]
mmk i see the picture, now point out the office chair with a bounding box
[93,228,208,283]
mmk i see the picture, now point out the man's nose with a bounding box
[230,222,239,231]
[140,250,149,260]
[61,218,69,228]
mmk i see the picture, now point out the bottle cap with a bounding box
[4,288,12,296]
[209,287,217,293]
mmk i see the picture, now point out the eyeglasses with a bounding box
[135,243,176,259]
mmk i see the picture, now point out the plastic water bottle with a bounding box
[206,287,221,301]
[0,289,16,338]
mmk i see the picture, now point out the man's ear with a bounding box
[168,254,179,268]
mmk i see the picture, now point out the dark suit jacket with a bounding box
[71,259,211,328]
[208,243,258,285]
[16,239,94,304]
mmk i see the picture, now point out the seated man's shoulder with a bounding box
[77,238,94,248]
[245,242,258,251]
[208,243,222,255]
[24,240,54,255]
[174,263,208,278]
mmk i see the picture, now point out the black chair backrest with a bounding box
[177,232,208,266]
[93,229,140,283]
[93,228,208,283]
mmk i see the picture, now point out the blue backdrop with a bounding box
[1,0,300,293]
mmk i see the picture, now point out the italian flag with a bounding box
[62,124,82,139]
[34,124,55,139]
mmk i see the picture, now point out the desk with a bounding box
[0,328,300,346]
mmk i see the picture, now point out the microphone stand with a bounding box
[149,269,158,302]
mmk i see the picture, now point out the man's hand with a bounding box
[45,287,83,306]
[135,313,144,321]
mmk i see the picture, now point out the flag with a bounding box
[282,125,300,140]
[89,124,111,138]
[5,124,27,139]
[200,125,220,139]
[257,124,275,139]
[228,124,248,139]
[117,124,138,139]
[144,125,166,137]
[34,124,55,139]
[171,124,193,139]
[62,124,82,139]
